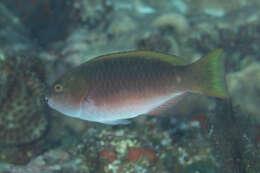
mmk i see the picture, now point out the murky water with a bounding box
[0,0,260,172]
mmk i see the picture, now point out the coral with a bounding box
[185,0,251,16]
[227,63,260,120]
[99,150,117,163]
[128,147,157,163]
[136,29,179,54]
[0,149,91,173]
[0,2,34,55]
[207,101,260,173]
[77,0,113,28]
[190,114,210,130]
[1,0,260,172]
[183,161,218,173]
[108,13,137,36]
[152,13,190,36]
[1,0,78,48]
[66,114,216,173]
[0,55,48,146]
[184,5,260,72]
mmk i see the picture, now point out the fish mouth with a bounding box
[44,96,49,103]
[44,86,51,103]
[39,94,50,106]
[42,92,50,104]
[45,96,55,109]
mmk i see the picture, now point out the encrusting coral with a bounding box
[0,54,48,146]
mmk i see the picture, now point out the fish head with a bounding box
[46,73,87,118]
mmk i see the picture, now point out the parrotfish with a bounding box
[46,49,228,125]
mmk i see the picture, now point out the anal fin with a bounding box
[147,92,188,115]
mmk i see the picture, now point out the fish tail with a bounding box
[187,49,228,98]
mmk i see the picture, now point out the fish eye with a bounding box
[54,84,63,93]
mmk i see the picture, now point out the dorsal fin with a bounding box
[147,92,188,115]
[87,50,188,66]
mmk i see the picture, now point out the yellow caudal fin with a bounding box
[188,49,228,98]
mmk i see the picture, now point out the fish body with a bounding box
[46,50,228,125]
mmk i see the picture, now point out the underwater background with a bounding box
[0,0,260,172]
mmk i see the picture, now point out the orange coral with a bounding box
[99,150,117,162]
[128,148,157,163]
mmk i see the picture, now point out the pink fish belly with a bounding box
[80,91,183,122]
